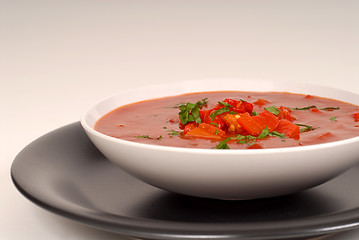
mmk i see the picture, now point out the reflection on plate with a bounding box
[11,122,359,240]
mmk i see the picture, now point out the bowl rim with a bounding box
[81,79,359,155]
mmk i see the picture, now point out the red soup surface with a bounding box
[94,91,359,149]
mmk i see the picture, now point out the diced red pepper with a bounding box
[201,109,226,129]
[277,106,296,121]
[354,113,359,122]
[258,110,280,131]
[276,119,300,139]
[236,111,279,136]
[186,123,225,140]
[183,123,196,134]
[223,114,242,133]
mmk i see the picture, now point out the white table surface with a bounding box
[1,0,359,239]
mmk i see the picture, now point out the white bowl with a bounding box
[81,79,359,200]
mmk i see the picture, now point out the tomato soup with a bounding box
[94,91,359,149]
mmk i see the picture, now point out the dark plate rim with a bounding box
[10,122,359,240]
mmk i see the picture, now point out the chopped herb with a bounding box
[322,107,340,111]
[135,135,162,140]
[215,137,232,149]
[215,128,284,149]
[296,124,316,132]
[289,105,317,111]
[168,130,180,136]
[290,105,340,111]
[214,130,219,135]
[330,116,337,121]
[210,107,230,121]
[135,135,151,139]
[252,111,258,116]
[218,101,233,108]
[269,131,286,139]
[264,106,279,115]
[210,122,219,127]
[178,98,208,125]
[257,126,270,139]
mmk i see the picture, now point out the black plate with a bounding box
[11,122,359,240]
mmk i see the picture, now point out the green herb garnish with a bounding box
[264,106,279,115]
[209,101,234,120]
[268,131,286,139]
[210,107,230,120]
[257,126,271,139]
[215,127,286,149]
[168,130,180,136]
[289,105,317,111]
[215,137,232,149]
[296,124,316,132]
[290,105,340,111]
[210,122,219,127]
[135,135,163,140]
[178,98,208,125]
[330,116,337,121]
[322,107,340,111]
[135,135,152,139]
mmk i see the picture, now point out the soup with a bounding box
[94,91,359,149]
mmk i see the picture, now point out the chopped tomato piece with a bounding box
[354,113,359,122]
[276,119,300,139]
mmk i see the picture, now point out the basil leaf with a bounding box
[289,105,317,111]
[135,135,152,139]
[321,107,339,111]
[264,106,279,115]
[168,130,180,136]
[135,135,162,140]
[257,126,270,139]
[219,101,233,108]
[269,131,286,139]
[296,123,316,132]
[178,98,208,125]
[215,137,232,149]
[210,122,219,127]
[210,107,230,121]
[290,106,339,111]
[191,104,202,124]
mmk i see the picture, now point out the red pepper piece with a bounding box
[183,123,196,134]
[236,111,279,136]
[354,113,359,122]
[277,106,296,121]
[276,119,300,139]
[186,123,225,140]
